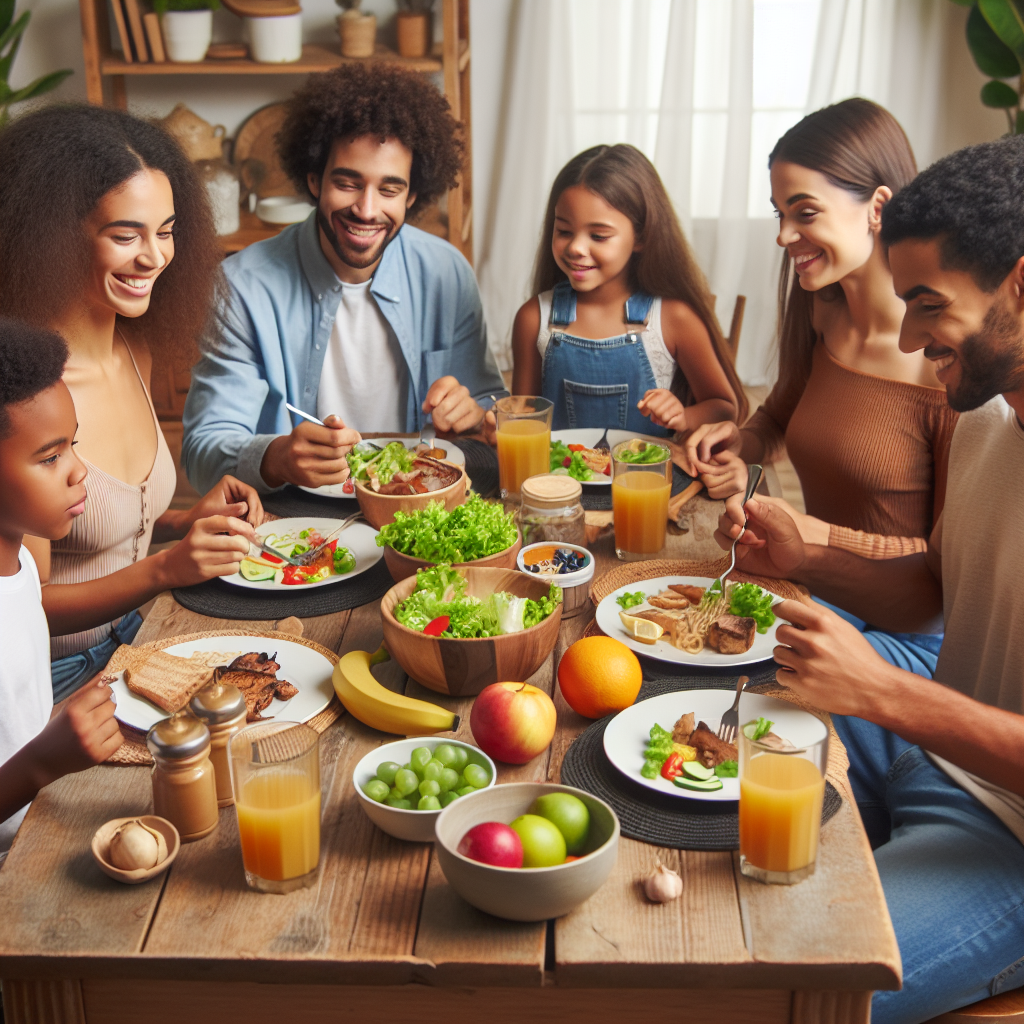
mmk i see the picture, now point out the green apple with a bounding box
[509,814,566,867]
[530,792,590,855]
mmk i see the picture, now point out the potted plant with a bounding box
[336,0,375,58]
[396,0,432,58]
[153,0,221,63]
[0,3,73,128]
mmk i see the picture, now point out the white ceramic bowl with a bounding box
[256,195,315,225]
[434,782,619,921]
[353,737,496,842]
[517,542,594,618]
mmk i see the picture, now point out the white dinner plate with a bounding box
[550,429,668,487]
[108,635,336,733]
[224,517,382,591]
[594,575,784,668]
[603,690,828,802]
[299,438,465,498]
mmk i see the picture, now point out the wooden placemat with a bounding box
[103,629,343,766]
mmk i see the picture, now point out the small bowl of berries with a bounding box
[517,542,594,618]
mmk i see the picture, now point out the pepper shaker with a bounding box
[190,681,248,807]
[147,713,219,842]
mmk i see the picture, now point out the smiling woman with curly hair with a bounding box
[182,63,506,499]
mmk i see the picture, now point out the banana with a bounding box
[333,645,460,735]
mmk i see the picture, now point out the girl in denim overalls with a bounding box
[509,145,746,437]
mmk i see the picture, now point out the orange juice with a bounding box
[236,769,321,882]
[739,753,825,873]
[497,419,550,496]
[612,471,671,555]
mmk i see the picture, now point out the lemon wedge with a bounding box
[618,611,664,645]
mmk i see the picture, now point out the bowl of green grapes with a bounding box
[353,737,497,842]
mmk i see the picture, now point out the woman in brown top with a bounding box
[683,99,955,675]
[0,106,263,700]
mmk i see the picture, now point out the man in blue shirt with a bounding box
[183,63,507,494]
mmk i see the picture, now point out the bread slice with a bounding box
[125,650,219,712]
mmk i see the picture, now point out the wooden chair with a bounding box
[710,294,747,364]
[923,988,1024,1023]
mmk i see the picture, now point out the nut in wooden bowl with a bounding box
[91,815,180,884]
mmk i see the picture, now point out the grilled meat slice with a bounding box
[647,590,691,610]
[706,615,755,655]
[689,721,738,768]
[671,712,695,745]
[228,652,279,675]
[668,584,706,605]
[246,684,277,722]
[274,680,299,701]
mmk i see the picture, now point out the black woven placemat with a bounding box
[171,556,394,619]
[581,464,697,511]
[560,671,842,851]
[262,485,360,520]
[453,438,499,498]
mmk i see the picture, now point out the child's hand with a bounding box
[482,409,498,447]
[700,450,749,499]
[161,515,256,587]
[38,676,123,781]
[638,389,687,432]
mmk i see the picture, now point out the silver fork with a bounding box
[294,511,365,566]
[718,675,750,744]
[593,427,612,452]
[711,463,763,601]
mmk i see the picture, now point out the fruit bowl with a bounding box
[383,529,523,584]
[434,782,619,921]
[379,567,563,696]
[354,458,468,530]
[352,737,496,842]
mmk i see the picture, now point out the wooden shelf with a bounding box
[100,42,451,76]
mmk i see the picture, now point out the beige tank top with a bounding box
[50,342,177,659]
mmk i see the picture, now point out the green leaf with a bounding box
[981,78,1020,106]
[0,10,29,59]
[979,0,1024,63]
[948,0,976,6]
[0,0,14,36]
[6,67,72,103]
[968,4,1021,75]
[1015,108,1024,132]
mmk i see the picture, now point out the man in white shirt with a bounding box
[716,136,1024,1023]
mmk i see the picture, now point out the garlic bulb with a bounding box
[643,861,683,903]
[109,820,167,870]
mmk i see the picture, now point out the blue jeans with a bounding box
[814,598,943,678]
[50,610,143,702]
[833,714,1024,1024]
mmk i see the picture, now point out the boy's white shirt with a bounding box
[0,545,53,858]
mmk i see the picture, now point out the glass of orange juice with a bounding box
[230,721,321,894]
[738,725,828,885]
[495,396,553,500]
[611,439,672,560]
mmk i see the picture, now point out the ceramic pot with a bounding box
[198,160,240,235]
[396,10,430,57]
[337,10,375,57]
[246,12,301,62]
[161,10,212,62]
[159,103,225,161]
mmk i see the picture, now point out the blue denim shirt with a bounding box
[182,213,507,494]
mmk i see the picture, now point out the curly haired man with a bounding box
[183,64,507,493]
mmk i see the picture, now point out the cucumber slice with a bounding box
[681,761,715,782]
[240,559,276,582]
[673,775,724,792]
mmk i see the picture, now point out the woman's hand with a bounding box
[700,450,749,499]
[158,515,256,588]
[189,475,266,529]
[680,420,742,475]
[481,409,498,447]
[638,389,687,432]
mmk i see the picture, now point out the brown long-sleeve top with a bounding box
[745,343,959,558]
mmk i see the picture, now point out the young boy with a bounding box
[0,318,123,858]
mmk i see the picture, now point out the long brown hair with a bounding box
[769,99,917,397]
[0,104,223,361]
[532,144,747,421]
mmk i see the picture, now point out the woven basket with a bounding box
[104,629,343,766]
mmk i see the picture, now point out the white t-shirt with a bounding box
[316,278,409,432]
[928,396,1024,845]
[0,546,53,856]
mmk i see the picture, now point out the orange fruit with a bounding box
[557,636,642,719]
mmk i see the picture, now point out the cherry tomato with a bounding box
[563,456,572,467]
[342,480,354,494]
[567,444,586,452]
[603,463,611,475]
[423,615,450,636]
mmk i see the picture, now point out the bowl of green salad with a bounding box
[378,493,523,583]
[380,565,563,696]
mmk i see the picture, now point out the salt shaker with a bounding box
[190,682,247,807]
[147,713,219,842]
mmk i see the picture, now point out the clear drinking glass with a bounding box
[495,396,553,501]
[738,727,828,885]
[230,721,321,894]
[610,440,672,561]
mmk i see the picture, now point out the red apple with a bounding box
[457,821,524,868]
[470,682,557,764]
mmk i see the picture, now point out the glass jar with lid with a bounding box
[518,474,586,547]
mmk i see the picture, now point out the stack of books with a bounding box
[111,0,166,62]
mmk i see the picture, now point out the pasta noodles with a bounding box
[670,588,731,654]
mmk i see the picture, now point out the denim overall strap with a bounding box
[550,280,577,325]
[624,291,654,323]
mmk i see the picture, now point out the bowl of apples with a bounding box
[434,782,619,921]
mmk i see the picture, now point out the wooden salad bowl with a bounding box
[382,529,523,583]
[380,567,563,696]
[354,459,468,530]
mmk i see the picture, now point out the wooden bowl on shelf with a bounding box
[380,567,563,696]
[382,529,523,584]
[354,458,467,530]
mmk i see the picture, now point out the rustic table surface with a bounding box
[0,498,900,1024]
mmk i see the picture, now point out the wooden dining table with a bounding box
[0,499,901,1024]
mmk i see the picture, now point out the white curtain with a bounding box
[476,0,949,386]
